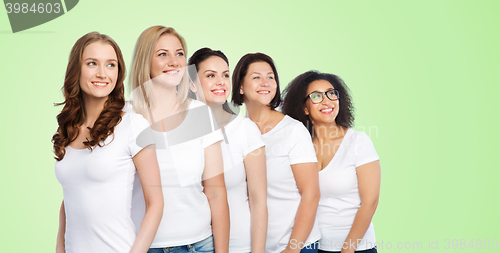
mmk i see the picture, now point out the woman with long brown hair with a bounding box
[129,26,229,253]
[53,32,164,253]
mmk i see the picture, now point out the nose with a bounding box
[260,79,270,87]
[215,75,225,86]
[96,65,106,78]
[167,56,179,68]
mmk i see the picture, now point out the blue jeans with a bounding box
[148,235,215,253]
[300,241,320,253]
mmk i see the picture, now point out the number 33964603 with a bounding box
[5,3,61,14]
[443,239,498,249]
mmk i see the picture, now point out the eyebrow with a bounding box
[251,72,274,75]
[83,58,117,62]
[311,88,335,93]
[155,48,184,53]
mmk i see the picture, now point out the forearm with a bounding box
[285,193,320,253]
[56,200,66,253]
[207,189,230,253]
[341,203,378,253]
[129,200,164,253]
[249,199,268,253]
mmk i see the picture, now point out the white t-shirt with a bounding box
[131,100,224,247]
[262,115,321,253]
[55,111,153,253]
[317,129,379,251]
[221,116,265,253]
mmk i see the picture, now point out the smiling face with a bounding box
[79,41,118,101]
[304,79,340,126]
[150,34,186,86]
[195,56,230,105]
[240,61,277,106]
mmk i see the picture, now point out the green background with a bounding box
[1,0,499,252]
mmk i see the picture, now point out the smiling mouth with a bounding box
[320,107,334,113]
[163,69,180,75]
[257,91,270,94]
[92,81,108,87]
[211,89,226,95]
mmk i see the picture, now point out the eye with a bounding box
[311,93,322,100]
[107,63,116,67]
[177,52,184,57]
[267,76,274,80]
[207,74,214,78]
[223,74,230,78]
[87,61,96,66]
[253,76,260,79]
[158,52,166,57]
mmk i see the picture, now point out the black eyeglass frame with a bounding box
[304,89,340,104]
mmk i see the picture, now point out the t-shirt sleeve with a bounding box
[128,113,155,157]
[289,122,318,165]
[353,132,379,167]
[241,119,265,156]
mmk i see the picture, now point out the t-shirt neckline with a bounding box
[318,128,352,173]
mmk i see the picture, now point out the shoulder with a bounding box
[284,115,311,137]
[121,111,150,130]
[348,129,373,143]
[189,99,208,109]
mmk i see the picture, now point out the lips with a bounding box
[163,69,180,75]
[257,90,270,94]
[211,88,226,96]
[92,81,108,88]
[320,106,334,114]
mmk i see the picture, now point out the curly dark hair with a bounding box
[187,47,234,114]
[52,32,126,161]
[231,53,281,110]
[282,71,354,135]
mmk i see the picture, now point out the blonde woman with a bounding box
[129,26,230,253]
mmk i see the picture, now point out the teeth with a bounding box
[92,82,107,86]
[258,91,270,94]
[165,70,179,74]
[321,108,333,112]
[213,90,225,93]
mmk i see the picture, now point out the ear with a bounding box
[189,82,197,93]
[239,86,244,95]
[304,106,310,115]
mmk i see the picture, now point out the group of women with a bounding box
[53,25,381,253]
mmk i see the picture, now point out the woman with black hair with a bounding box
[188,48,268,253]
[282,71,381,253]
[232,54,321,253]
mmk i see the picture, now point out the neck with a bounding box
[82,95,108,128]
[312,120,346,140]
[150,83,179,120]
[245,99,273,125]
[207,102,232,129]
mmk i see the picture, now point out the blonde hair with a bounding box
[129,26,190,117]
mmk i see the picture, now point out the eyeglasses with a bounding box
[305,89,339,104]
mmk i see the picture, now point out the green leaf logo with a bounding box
[4,0,79,33]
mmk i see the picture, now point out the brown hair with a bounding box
[231,53,282,110]
[52,32,126,161]
[129,25,189,117]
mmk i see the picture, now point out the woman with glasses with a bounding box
[282,71,381,253]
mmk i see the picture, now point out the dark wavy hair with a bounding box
[282,71,354,135]
[52,32,126,161]
[187,47,234,114]
[231,53,281,110]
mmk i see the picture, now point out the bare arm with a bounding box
[56,200,65,253]
[203,141,230,253]
[341,160,381,253]
[244,147,268,253]
[129,146,164,253]
[283,162,321,253]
